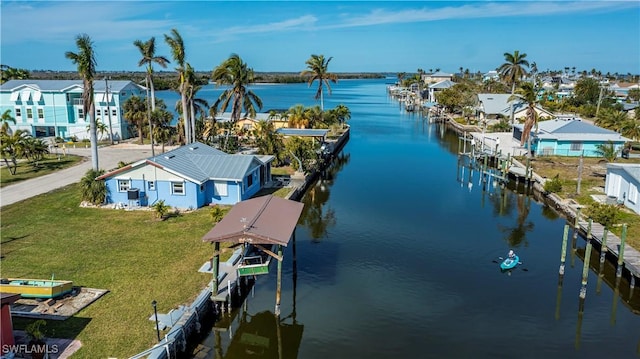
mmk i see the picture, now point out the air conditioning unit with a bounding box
[127,188,140,200]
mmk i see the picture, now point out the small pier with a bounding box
[573,215,640,280]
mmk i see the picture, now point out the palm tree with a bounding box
[1,109,16,134]
[498,50,529,123]
[65,34,98,170]
[86,118,108,140]
[595,141,620,162]
[152,107,174,153]
[122,95,148,144]
[184,63,209,142]
[0,129,29,175]
[134,37,170,154]
[333,104,351,128]
[287,104,309,129]
[133,37,169,113]
[164,29,190,144]
[212,53,263,132]
[80,169,107,205]
[509,82,538,154]
[0,65,29,84]
[301,54,338,112]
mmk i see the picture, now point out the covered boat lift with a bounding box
[202,195,304,315]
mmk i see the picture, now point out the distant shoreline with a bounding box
[27,70,388,90]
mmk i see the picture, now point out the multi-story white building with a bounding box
[0,79,146,140]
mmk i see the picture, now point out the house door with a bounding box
[607,173,621,197]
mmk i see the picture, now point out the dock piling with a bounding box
[560,224,569,275]
[616,224,627,278]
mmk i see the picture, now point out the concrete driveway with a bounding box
[0,144,165,208]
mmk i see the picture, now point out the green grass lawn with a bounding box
[1,155,84,188]
[1,184,233,358]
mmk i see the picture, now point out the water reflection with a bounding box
[299,153,350,241]
[214,310,303,359]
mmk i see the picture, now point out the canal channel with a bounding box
[159,79,640,358]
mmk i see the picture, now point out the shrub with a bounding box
[544,174,563,193]
[586,202,620,228]
[152,200,171,220]
[80,169,107,205]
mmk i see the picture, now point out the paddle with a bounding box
[492,256,504,263]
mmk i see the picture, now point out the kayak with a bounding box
[500,255,520,270]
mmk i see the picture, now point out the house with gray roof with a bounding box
[0,79,145,141]
[513,118,630,157]
[605,163,640,214]
[97,142,274,209]
[428,79,456,103]
[476,93,554,123]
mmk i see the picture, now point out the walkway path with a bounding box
[0,143,170,208]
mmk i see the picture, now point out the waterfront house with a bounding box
[605,163,640,214]
[215,112,289,134]
[421,71,454,84]
[513,117,630,157]
[428,79,456,103]
[476,93,554,123]
[0,79,145,141]
[96,142,274,209]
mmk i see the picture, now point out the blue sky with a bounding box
[1,1,639,74]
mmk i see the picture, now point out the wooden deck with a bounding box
[198,247,243,302]
[576,220,640,279]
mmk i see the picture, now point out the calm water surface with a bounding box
[162,79,640,358]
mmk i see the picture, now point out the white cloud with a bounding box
[0,1,177,44]
[325,1,639,29]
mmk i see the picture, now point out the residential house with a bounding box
[421,71,453,84]
[215,112,289,134]
[483,70,500,82]
[428,79,456,103]
[605,163,640,215]
[0,79,146,140]
[513,117,630,157]
[476,93,554,123]
[97,142,274,209]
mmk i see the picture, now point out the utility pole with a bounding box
[595,80,605,118]
[105,77,114,145]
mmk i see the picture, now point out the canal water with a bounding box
[158,79,639,358]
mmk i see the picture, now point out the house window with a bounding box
[78,108,84,119]
[148,181,155,191]
[14,107,21,119]
[214,181,228,196]
[247,174,253,187]
[96,109,101,117]
[26,108,33,119]
[118,179,131,192]
[570,142,583,151]
[37,108,44,120]
[629,183,638,204]
[200,184,205,192]
[112,109,117,117]
[171,182,185,195]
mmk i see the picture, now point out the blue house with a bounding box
[97,142,274,209]
[513,118,630,157]
[0,79,145,140]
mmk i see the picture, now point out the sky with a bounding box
[1,1,639,75]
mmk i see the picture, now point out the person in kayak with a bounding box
[508,249,516,259]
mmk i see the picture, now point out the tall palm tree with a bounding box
[301,54,338,112]
[509,82,538,155]
[164,29,190,144]
[498,50,530,123]
[287,104,309,129]
[133,37,170,112]
[212,53,263,129]
[134,37,170,154]
[65,34,98,170]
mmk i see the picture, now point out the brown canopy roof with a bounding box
[201,195,304,246]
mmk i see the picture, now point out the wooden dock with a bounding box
[576,220,640,279]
